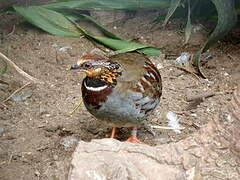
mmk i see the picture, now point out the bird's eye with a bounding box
[83,62,92,69]
[115,64,120,69]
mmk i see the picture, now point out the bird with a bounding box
[71,52,162,143]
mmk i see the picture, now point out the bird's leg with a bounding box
[126,127,145,144]
[110,127,116,138]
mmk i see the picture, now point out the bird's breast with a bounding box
[82,77,114,109]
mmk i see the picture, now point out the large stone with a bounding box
[68,139,186,180]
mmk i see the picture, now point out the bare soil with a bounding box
[0,10,239,180]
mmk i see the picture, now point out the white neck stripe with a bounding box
[84,81,108,91]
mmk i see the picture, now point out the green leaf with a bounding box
[43,0,170,10]
[69,20,161,56]
[184,0,192,44]
[163,0,181,26]
[91,36,147,50]
[193,0,237,77]
[14,6,81,37]
[62,11,122,39]
[13,4,161,56]
[153,14,166,23]
[92,37,160,56]
[138,47,161,56]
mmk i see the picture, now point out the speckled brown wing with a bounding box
[110,53,162,116]
[111,53,162,98]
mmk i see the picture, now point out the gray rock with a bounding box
[68,139,187,180]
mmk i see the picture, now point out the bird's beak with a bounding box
[70,63,89,75]
[70,64,80,70]
[70,59,85,70]
[70,60,102,77]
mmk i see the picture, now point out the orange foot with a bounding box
[126,136,145,144]
[110,127,116,138]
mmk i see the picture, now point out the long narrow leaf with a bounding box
[91,36,147,51]
[184,0,192,44]
[137,47,161,56]
[43,0,170,10]
[163,0,181,26]
[61,10,122,39]
[193,0,237,77]
[14,6,81,37]
[87,36,160,56]
[68,18,161,56]
[14,4,161,56]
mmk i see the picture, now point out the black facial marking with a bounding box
[84,77,109,88]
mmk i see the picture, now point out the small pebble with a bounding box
[223,72,229,76]
[175,52,191,66]
[157,63,163,69]
[39,107,48,116]
[52,43,58,48]
[193,24,203,32]
[53,154,58,161]
[167,111,181,134]
[11,93,32,101]
[60,135,79,149]
[191,113,197,117]
[0,127,4,136]
[34,170,40,177]
[58,46,71,52]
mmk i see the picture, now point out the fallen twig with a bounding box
[2,82,31,103]
[151,125,185,130]
[167,65,201,80]
[186,91,216,102]
[6,24,15,37]
[0,51,43,84]
[69,98,83,115]
[8,153,13,164]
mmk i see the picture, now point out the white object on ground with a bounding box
[175,52,191,66]
[166,111,181,133]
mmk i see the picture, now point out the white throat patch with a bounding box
[84,81,108,91]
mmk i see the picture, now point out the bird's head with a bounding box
[71,54,122,84]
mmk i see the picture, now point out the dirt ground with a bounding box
[0,10,240,180]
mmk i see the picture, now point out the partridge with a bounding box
[71,52,162,143]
